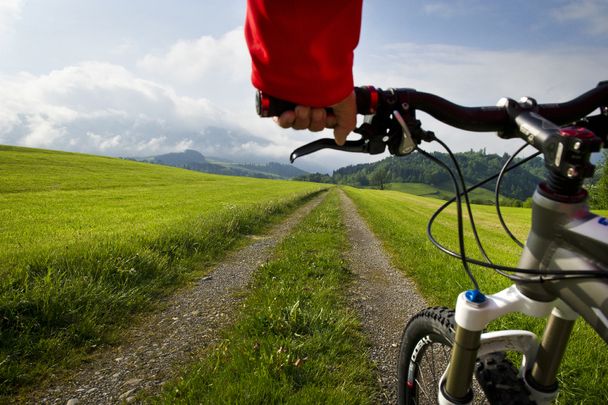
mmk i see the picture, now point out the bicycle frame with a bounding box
[441,187,608,404]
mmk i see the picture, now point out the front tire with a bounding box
[397,307,534,405]
[397,307,456,405]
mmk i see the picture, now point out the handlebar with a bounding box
[257,82,608,133]
[257,82,608,184]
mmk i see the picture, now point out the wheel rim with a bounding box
[406,335,487,404]
[406,336,451,404]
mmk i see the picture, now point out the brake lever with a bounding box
[289,110,435,163]
[289,138,369,163]
[290,115,406,163]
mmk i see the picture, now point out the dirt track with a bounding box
[340,190,427,404]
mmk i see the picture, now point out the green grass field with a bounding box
[0,145,326,396]
[4,144,607,402]
[157,189,376,404]
[344,186,608,403]
[384,182,502,205]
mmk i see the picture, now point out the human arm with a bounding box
[245,0,362,144]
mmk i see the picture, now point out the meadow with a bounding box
[344,186,608,403]
[0,145,325,396]
[383,182,497,203]
[3,144,607,403]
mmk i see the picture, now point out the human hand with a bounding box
[274,91,357,146]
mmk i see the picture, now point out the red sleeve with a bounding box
[245,0,362,107]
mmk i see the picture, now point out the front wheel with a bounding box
[397,307,534,405]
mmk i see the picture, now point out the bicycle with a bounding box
[256,82,608,404]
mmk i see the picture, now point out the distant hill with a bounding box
[150,149,208,167]
[296,150,548,201]
[129,149,309,180]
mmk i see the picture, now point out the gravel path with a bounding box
[25,193,326,405]
[339,190,428,404]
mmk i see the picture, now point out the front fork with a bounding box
[440,285,578,404]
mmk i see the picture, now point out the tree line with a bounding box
[295,149,608,208]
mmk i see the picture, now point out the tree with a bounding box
[370,167,388,190]
[589,150,608,209]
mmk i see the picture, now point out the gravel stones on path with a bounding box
[26,193,326,405]
[339,190,428,404]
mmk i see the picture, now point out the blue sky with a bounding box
[1,0,607,171]
[361,1,607,50]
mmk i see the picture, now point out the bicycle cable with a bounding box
[434,138,493,265]
[415,147,480,291]
[423,143,608,281]
[495,143,531,248]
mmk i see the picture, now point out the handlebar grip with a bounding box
[256,92,299,117]
[256,86,380,117]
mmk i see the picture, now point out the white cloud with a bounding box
[354,42,608,155]
[551,0,608,36]
[86,132,121,151]
[0,59,294,163]
[23,116,66,147]
[0,0,22,36]
[356,43,608,103]
[4,22,606,172]
[0,61,276,157]
[137,28,250,94]
[133,26,298,161]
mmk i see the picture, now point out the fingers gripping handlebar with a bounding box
[256,82,608,164]
[256,86,381,117]
[258,87,438,162]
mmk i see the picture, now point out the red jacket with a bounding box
[245,0,363,107]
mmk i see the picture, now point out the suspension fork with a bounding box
[527,308,576,395]
[442,286,560,403]
[443,325,480,402]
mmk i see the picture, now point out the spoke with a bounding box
[442,345,450,363]
[415,378,431,402]
[430,344,438,397]
[412,341,455,404]
[415,359,431,401]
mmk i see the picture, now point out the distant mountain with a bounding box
[129,149,309,180]
[151,149,208,166]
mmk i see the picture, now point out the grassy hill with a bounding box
[4,145,605,402]
[131,149,308,180]
[0,145,325,396]
[327,151,546,201]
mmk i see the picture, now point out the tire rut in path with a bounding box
[26,193,327,405]
[339,190,428,404]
